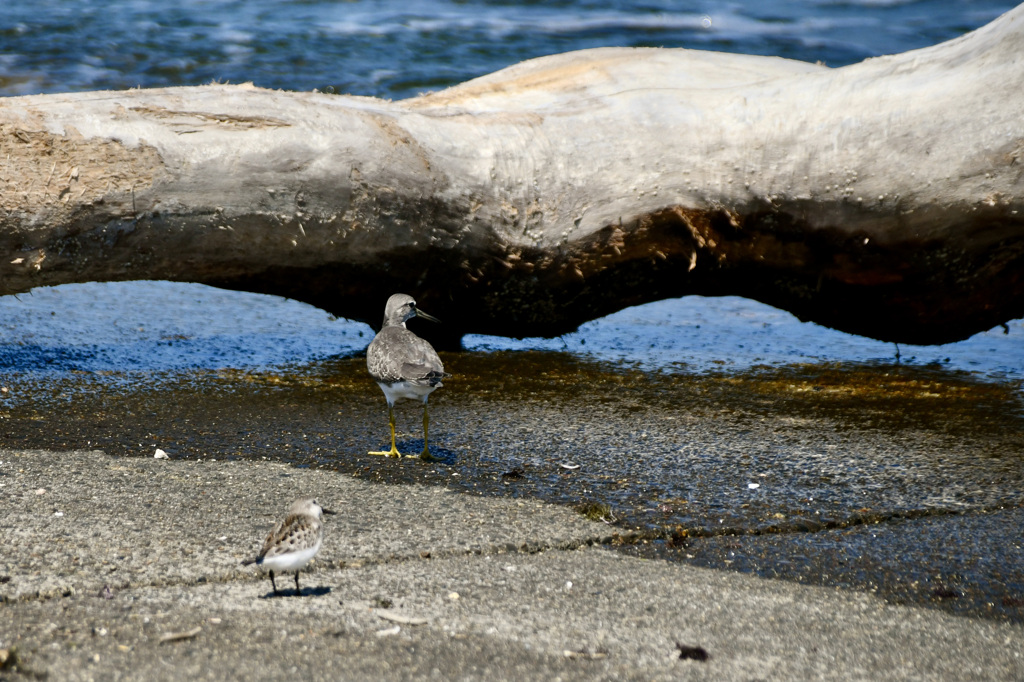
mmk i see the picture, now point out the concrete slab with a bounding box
[2,449,1023,680]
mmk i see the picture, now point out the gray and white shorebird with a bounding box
[366,293,450,460]
[241,497,335,596]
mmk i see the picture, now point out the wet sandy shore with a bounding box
[1,348,1022,626]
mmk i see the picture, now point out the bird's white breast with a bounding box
[257,538,321,572]
[378,380,438,405]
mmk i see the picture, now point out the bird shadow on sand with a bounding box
[259,586,332,599]
[403,442,459,464]
[365,440,459,464]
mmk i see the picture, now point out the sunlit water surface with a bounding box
[0,282,1021,381]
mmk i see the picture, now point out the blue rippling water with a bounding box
[0,0,1018,99]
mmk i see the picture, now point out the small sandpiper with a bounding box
[241,497,335,596]
[366,293,450,460]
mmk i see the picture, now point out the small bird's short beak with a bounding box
[322,508,337,515]
[413,306,441,324]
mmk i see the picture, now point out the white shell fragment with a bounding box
[376,609,428,626]
[159,626,202,644]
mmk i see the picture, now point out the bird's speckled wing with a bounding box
[367,326,447,386]
[257,514,321,560]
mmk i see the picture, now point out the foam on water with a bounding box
[0,283,367,374]
[465,298,1024,379]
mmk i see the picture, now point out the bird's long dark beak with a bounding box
[322,508,337,516]
[413,306,441,324]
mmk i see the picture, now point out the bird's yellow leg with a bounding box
[417,403,437,461]
[369,406,402,457]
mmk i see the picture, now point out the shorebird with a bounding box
[366,293,450,460]
[241,497,335,596]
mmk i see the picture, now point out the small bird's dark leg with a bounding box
[269,570,279,596]
[294,571,301,595]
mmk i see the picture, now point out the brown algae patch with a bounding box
[710,362,1023,435]
[575,500,614,523]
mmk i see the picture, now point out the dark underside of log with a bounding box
[198,204,1024,348]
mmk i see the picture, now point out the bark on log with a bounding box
[2,6,1023,345]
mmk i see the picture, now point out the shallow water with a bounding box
[2,282,1022,380]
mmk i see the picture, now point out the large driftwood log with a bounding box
[2,7,1023,345]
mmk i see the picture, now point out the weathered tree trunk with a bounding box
[2,6,1023,345]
